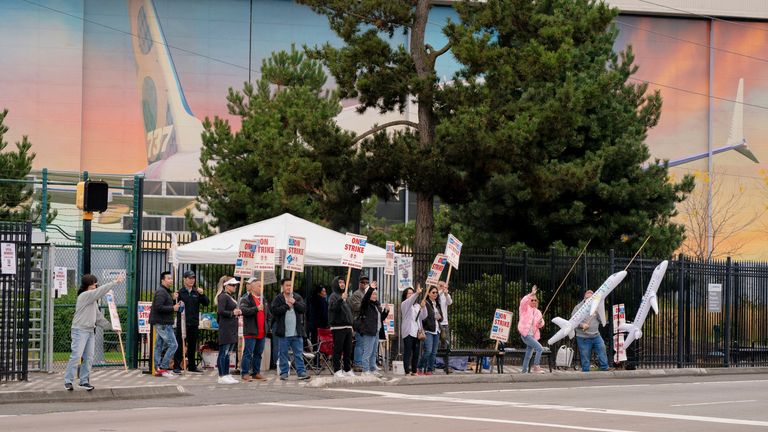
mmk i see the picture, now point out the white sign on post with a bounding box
[1,243,16,275]
[708,283,723,313]
[425,254,447,286]
[284,235,306,273]
[234,239,258,277]
[384,241,396,276]
[397,256,413,291]
[137,301,152,334]
[612,304,627,362]
[384,304,395,336]
[54,267,68,296]
[104,290,122,332]
[444,234,463,269]
[254,236,276,272]
[490,309,514,343]
[340,233,367,269]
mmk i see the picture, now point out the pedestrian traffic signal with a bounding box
[75,180,109,213]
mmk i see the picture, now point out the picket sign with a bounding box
[341,233,367,292]
[105,290,127,370]
[444,234,463,284]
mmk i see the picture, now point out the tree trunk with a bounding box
[411,0,436,282]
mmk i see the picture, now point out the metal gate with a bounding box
[0,222,32,381]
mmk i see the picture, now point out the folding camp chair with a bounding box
[303,328,334,375]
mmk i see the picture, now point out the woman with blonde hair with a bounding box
[518,285,545,373]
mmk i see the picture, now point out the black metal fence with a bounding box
[0,222,32,381]
[135,236,768,370]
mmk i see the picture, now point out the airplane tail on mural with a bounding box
[128,0,204,180]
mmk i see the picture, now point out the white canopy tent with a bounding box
[174,213,387,267]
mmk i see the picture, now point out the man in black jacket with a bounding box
[328,276,354,377]
[149,271,179,377]
[239,277,270,381]
[172,270,209,374]
[271,278,310,381]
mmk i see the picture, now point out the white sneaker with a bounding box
[363,371,374,376]
[344,370,355,377]
[373,365,382,372]
[334,370,346,378]
[217,376,229,384]
[161,371,175,378]
[226,375,239,384]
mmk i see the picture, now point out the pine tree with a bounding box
[0,109,56,224]
[442,0,694,256]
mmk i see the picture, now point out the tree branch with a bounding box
[352,120,419,144]
[429,41,452,63]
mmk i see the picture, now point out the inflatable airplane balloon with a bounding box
[547,271,627,346]
[618,260,668,350]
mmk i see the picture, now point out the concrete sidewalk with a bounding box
[2,366,767,404]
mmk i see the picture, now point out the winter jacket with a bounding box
[356,288,389,336]
[517,293,544,340]
[307,292,329,330]
[239,292,271,338]
[175,286,209,327]
[349,288,366,320]
[149,285,175,325]
[421,297,441,334]
[217,292,239,345]
[400,291,426,338]
[328,277,353,328]
[271,292,307,338]
[71,280,117,331]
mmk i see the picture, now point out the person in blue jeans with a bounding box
[348,274,370,371]
[417,286,441,375]
[271,278,310,381]
[64,272,125,391]
[573,290,610,372]
[149,271,180,377]
[239,277,270,381]
[357,285,388,376]
[517,285,545,373]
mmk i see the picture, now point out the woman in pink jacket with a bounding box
[517,285,545,373]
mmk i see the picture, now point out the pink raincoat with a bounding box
[517,293,544,340]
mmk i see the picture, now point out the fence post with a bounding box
[22,222,33,381]
[733,262,740,362]
[127,175,144,369]
[724,257,732,367]
[677,253,685,368]
[549,247,556,294]
[40,168,48,232]
[500,247,507,309]
[607,249,615,360]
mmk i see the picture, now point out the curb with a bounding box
[306,366,768,389]
[0,384,188,405]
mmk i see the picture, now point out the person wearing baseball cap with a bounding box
[215,277,242,384]
[238,276,270,381]
[172,270,209,374]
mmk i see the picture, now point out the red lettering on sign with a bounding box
[345,244,365,253]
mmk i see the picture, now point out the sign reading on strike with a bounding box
[284,235,306,273]
[104,290,121,332]
[384,241,395,276]
[235,239,258,277]
[137,302,152,334]
[490,309,514,343]
[1,243,16,275]
[425,254,447,286]
[444,234,463,269]
[340,233,367,269]
[384,304,395,336]
[397,256,413,291]
[254,236,277,272]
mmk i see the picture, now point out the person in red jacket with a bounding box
[517,285,545,373]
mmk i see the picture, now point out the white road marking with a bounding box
[671,400,758,407]
[328,389,768,427]
[261,402,638,432]
[444,379,768,395]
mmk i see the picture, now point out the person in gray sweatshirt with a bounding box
[64,272,125,391]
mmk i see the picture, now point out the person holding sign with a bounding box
[437,281,453,351]
[349,274,370,371]
[573,290,610,372]
[239,277,270,381]
[64,273,125,391]
[150,272,180,378]
[356,286,389,377]
[328,276,355,378]
[517,285,546,374]
[216,278,242,384]
[173,270,209,374]
[417,286,442,375]
[271,278,311,381]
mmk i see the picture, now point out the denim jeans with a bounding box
[64,328,95,385]
[576,335,609,372]
[217,343,234,376]
[241,337,266,376]
[153,324,178,370]
[360,335,379,372]
[278,336,306,377]
[417,332,439,372]
[353,331,363,367]
[520,334,543,373]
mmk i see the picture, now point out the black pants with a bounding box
[173,325,199,371]
[402,335,420,374]
[332,328,353,372]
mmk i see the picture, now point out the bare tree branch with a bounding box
[351,120,419,144]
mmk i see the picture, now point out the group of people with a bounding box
[64,269,609,390]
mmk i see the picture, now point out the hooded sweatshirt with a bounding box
[71,280,118,331]
[328,276,353,329]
